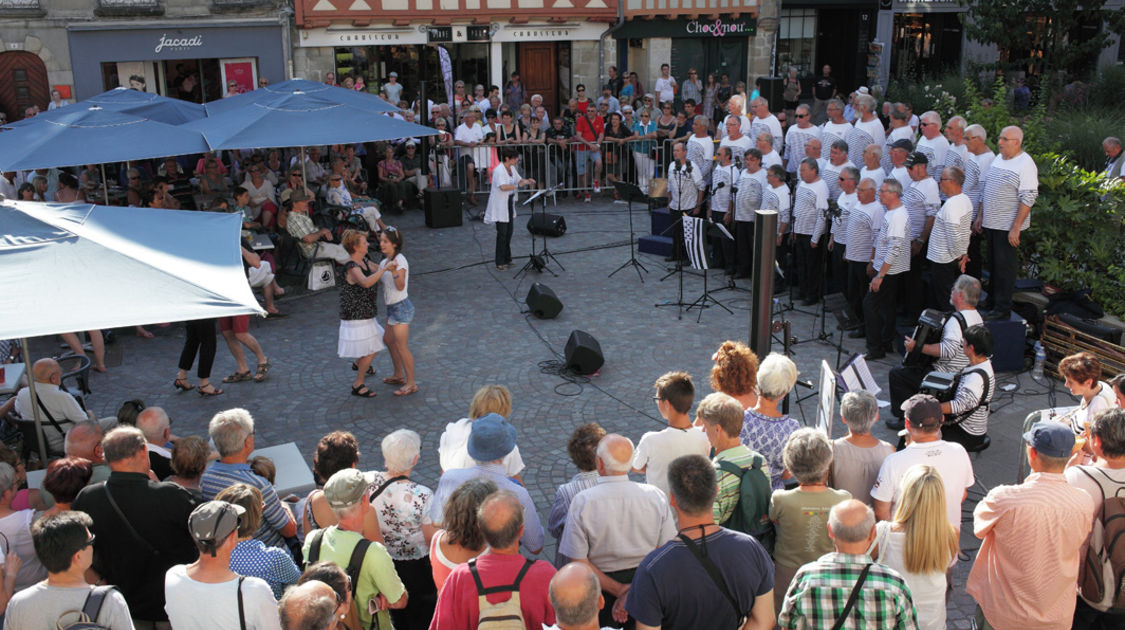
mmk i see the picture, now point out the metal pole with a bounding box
[19,338,48,463]
[750,209,778,359]
[419,79,430,179]
[101,164,109,205]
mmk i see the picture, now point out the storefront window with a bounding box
[891,13,962,80]
[336,44,488,106]
[779,9,816,77]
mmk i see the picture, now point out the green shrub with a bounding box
[1043,109,1125,172]
[1087,65,1125,110]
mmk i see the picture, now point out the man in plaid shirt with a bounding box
[778,500,918,629]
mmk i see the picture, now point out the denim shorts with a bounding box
[386,297,415,325]
[574,149,601,176]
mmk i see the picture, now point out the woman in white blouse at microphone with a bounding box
[484,146,534,271]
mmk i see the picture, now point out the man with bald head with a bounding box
[978,125,1038,321]
[778,500,917,629]
[136,406,174,480]
[280,580,344,630]
[38,421,111,508]
[15,358,100,454]
[546,563,607,630]
[559,434,676,628]
[430,490,557,629]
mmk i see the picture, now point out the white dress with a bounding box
[871,521,948,630]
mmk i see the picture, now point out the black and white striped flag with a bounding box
[683,215,708,270]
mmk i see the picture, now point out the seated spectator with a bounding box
[5,511,133,629]
[709,340,760,410]
[14,358,100,454]
[296,561,355,629]
[114,399,146,426]
[0,444,40,511]
[201,408,298,553]
[429,415,543,554]
[870,464,957,630]
[778,500,917,629]
[39,421,111,509]
[302,469,407,629]
[545,562,607,630]
[830,391,894,506]
[548,423,607,567]
[770,428,851,613]
[40,457,94,517]
[278,168,311,208]
[136,406,174,480]
[694,392,771,535]
[53,172,84,203]
[165,501,282,629]
[1111,373,1125,408]
[438,385,525,480]
[429,478,495,590]
[429,490,557,629]
[216,483,301,599]
[968,422,1094,629]
[197,157,230,205]
[740,353,801,489]
[872,394,973,529]
[376,148,414,213]
[626,455,775,629]
[303,431,383,542]
[632,372,710,496]
[370,429,437,630]
[278,580,338,630]
[168,435,210,500]
[283,189,350,264]
[1059,351,1118,435]
[325,171,385,234]
[0,462,48,590]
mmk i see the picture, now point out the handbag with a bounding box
[307,261,335,291]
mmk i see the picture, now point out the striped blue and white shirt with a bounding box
[982,151,1039,232]
[821,159,855,202]
[710,162,739,214]
[794,178,830,239]
[686,135,715,186]
[916,134,950,181]
[764,183,792,235]
[201,462,292,553]
[786,125,822,172]
[750,114,784,157]
[901,176,940,241]
[832,190,858,244]
[822,120,853,160]
[844,200,886,263]
[847,118,886,167]
[964,151,996,220]
[735,168,768,222]
[873,206,910,275]
[882,126,915,172]
[927,192,973,264]
[859,166,886,191]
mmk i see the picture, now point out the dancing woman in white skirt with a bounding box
[338,230,396,398]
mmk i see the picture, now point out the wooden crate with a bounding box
[1041,315,1125,381]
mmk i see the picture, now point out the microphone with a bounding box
[713,182,726,190]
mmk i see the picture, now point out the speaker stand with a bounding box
[685,269,734,323]
[608,182,649,282]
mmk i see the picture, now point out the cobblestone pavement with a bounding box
[33,194,1063,628]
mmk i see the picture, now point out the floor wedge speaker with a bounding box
[526,283,563,319]
[565,330,604,375]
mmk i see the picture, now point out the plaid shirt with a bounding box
[779,552,918,630]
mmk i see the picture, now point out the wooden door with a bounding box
[518,43,557,118]
[0,51,49,122]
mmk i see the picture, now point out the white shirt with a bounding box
[964,150,996,220]
[882,126,916,172]
[668,160,705,211]
[709,162,738,214]
[241,178,276,206]
[165,566,281,630]
[763,183,791,235]
[844,200,886,263]
[916,134,950,181]
[720,114,752,139]
[792,178,829,239]
[873,206,910,275]
[454,121,486,164]
[484,163,521,224]
[902,176,941,241]
[654,76,676,104]
[558,476,677,572]
[871,439,974,529]
[378,253,409,305]
[0,176,19,199]
[686,134,715,185]
[750,114,784,156]
[927,192,973,264]
[436,417,525,477]
[833,190,858,244]
[847,117,886,167]
[981,151,1039,232]
[719,136,753,170]
[735,168,768,222]
[785,124,822,172]
[821,120,853,160]
[0,510,47,590]
[632,426,710,496]
[14,382,89,453]
[761,150,782,171]
[859,166,886,190]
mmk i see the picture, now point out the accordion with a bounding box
[903,309,948,369]
[919,371,957,403]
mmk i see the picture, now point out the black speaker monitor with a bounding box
[526,283,563,319]
[527,213,567,237]
[565,330,604,375]
[424,188,462,228]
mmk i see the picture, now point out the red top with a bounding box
[428,552,556,630]
[576,115,605,146]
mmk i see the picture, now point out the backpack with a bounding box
[307,529,375,630]
[469,556,535,629]
[55,585,118,630]
[1077,467,1125,613]
[717,457,775,552]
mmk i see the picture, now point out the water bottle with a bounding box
[1032,341,1046,381]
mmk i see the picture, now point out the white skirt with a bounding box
[337,318,385,358]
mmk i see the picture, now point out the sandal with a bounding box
[253,362,271,383]
[198,384,223,397]
[352,362,376,376]
[351,384,377,398]
[383,376,405,386]
[173,377,194,392]
[223,371,252,383]
[393,384,419,397]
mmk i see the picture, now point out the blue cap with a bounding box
[1022,421,1074,458]
[467,413,517,462]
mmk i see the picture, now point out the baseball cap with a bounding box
[289,188,310,203]
[467,413,517,462]
[324,468,369,508]
[905,151,929,168]
[890,139,914,152]
[189,501,245,554]
[1023,421,1075,458]
[858,86,870,94]
[389,71,398,78]
[901,394,942,430]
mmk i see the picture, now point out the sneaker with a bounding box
[593,180,601,193]
[585,192,591,203]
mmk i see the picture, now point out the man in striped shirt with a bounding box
[830,166,860,296]
[785,104,822,174]
[779,500,917,629]
[201,408,298,554]
[843,178,885,338]
[821,99,851,161]
[963,124,995,280]
[927,167,973,309]
[863,179,910,360]
[902,151,940,320]
[846,94,885,167]
[941,117,968,186]
[940,324,995,451]
[821,140,856,203]
[859,144,887,191]
[978,126,1038,320]
[668,141,705,262]
[794,158,831,306]
[765,164,791,245]
[734,148,768,278]
[915,111,949,182]
[749,97,784,157]
[757,132,783,171]
[881,104,914,173]
[709,146,739,274]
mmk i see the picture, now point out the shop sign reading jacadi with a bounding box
[154,33,203,53]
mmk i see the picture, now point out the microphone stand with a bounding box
[655,162,707,319]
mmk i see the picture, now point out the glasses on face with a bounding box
[652,396,664,403]
[81,533,96,549]
[796,114,808,119]
[128,176,139,181]
[577,88,585,92]
[939,177,952,182]
[839,176,850,181]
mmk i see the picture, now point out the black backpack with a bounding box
[55,585,118,630]
[717,457,775,552]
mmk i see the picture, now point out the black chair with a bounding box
[11,412,65,463]
[55,352,92,399]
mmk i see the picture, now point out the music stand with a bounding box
[514,185,563,278]
[609,181,649,282]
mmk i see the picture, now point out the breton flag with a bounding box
[683,215,708,270]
